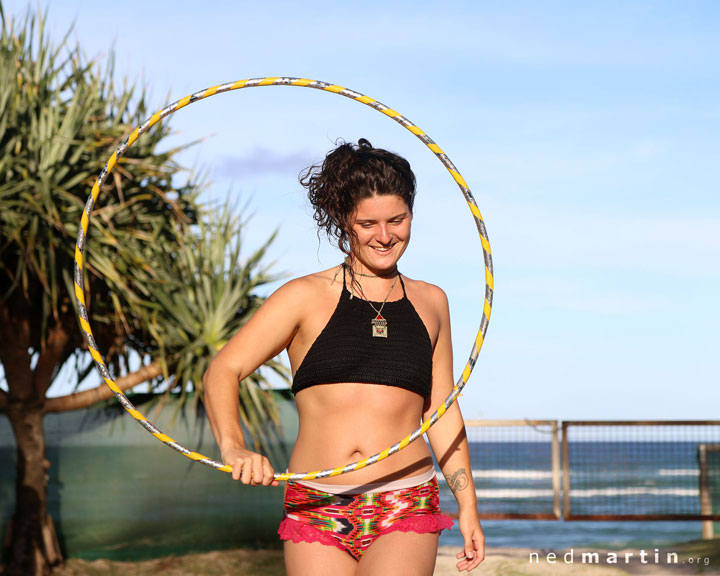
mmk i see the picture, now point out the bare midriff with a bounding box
[288,382,434,486]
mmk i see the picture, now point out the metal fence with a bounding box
[463,420,720,532]
[464,420,560,520]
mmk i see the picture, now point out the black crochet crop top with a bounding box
[291,269,433,398]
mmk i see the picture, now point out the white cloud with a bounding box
[216,148,315,178]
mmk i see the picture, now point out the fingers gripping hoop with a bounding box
[73,77,494,483]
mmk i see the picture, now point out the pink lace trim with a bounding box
[380,514,454,536]
[278,518,347,554]
[278,514,454,549]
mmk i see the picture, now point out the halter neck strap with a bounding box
[341,263,405,299]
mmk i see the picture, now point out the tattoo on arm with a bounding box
[446,467,469,492]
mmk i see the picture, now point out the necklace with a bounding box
[352,273,399,338]
[342,258,398,278]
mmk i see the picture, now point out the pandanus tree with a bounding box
[0,5,286,574]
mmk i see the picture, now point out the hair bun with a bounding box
[358,138,373,149]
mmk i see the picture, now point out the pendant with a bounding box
[371,314,388,338]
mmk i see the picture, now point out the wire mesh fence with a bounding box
[447,420,560,519]
[458,420,720,527]
[562,421,720,521]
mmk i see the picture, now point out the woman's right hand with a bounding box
[222,446,279,486]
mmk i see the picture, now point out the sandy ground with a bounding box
[5,540,718,575]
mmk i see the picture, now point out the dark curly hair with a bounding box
[300,138,416,255]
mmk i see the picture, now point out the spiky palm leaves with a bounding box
[151,205,288,457]
[0,5,286,448]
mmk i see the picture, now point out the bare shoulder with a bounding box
[402,275,449,308]
[269,265,343,305]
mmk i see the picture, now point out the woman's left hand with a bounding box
[455,512,485,572]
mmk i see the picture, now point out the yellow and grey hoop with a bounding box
[73,77,494,483]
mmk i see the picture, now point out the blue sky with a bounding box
[6,0,719,419]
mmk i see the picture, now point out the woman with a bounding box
[204,139,485,575]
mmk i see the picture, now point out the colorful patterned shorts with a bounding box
[278,475,453,560]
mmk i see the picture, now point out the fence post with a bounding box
[562,421,570,520]
[698,444,715,539]
[551,421,561,519]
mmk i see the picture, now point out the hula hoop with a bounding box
[73,77,494,482]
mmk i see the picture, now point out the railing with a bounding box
[457,419,720,536]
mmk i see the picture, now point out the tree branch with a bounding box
[43,360,164,413]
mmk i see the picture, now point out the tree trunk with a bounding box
[4,403,62,576]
